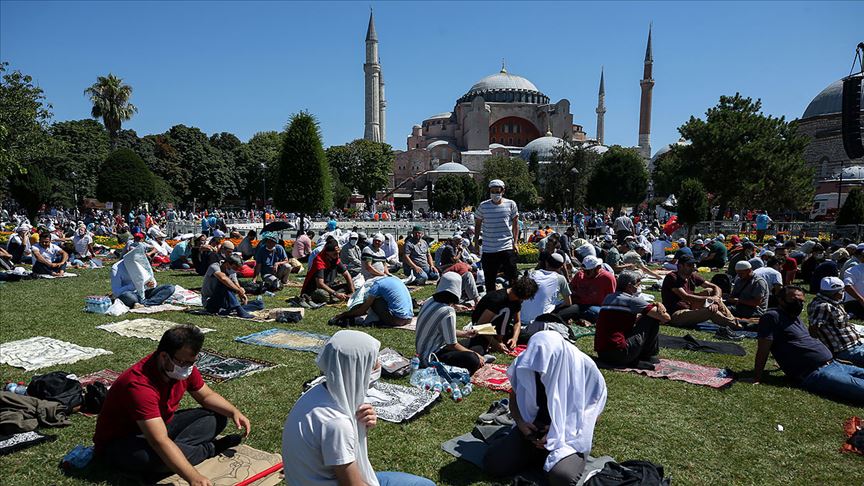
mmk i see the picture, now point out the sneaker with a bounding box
[483,354,496,364]
[715,326,743,341]
[478,399,510,424]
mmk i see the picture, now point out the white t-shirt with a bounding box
[520,269,571,324]
[73,233,93,257]
[843,263,864,303]
[33,242,62,262]
[282,384,358,486]
[475,198,518,253]
[753,267,782,289]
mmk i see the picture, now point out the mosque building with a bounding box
[362,12,656,209]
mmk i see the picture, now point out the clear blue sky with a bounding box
[2,1,862,153]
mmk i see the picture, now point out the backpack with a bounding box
[26,371,84,414]
[585,459,671,486]
[82,382,109,415]
[710,273,732,295]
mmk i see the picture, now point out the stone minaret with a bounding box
[364,11,382,142]
[378,68,386,143]
[638,24,654,159]
[596,67,606,145]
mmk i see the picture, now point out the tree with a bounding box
[677,179,709,241]
[0,62,53,175]
[158,125,234,206]
[210,132,260,207]
[84,74,137,143]
[432,174,479,213]
[836,188,864,225]
[326,139,393,204]
[8,162,53,222]
[540,142,597,211]
[96,148,159,212]
[482,156,538,209]
[49,119,110,201]
[274,112,332,218]
[587,146,648,211]
[653,93,813,213]
[247,130,284,203]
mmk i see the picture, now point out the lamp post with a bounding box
[70,171,78,219]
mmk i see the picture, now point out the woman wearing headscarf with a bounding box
[281,330,435,486]
[483,331,607,485]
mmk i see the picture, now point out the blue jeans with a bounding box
[204,282,264,315]
[405,266,439,285]
[800,360,864,405]
[578,305,601,323]
[170,259,190,269]
[118,284,176,307]
[836,343,864,368]
[32,254,67,275]
[376,472,435,486]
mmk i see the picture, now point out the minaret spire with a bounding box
[596,67,606,145]
[364,10,381,142]
[637,23,654,160]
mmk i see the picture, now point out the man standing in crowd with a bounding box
[612,211,634,244]
[474,179,519,287]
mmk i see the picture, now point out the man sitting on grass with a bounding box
[661,255,739,329]
[594,271,670,368]
[202,253,263,318]
[253,232,296,286]
[361,233,391,279]
[31,232,68,276]
[301,239,355,304]
[111,250,176,308]
[726,260,769,318]
[808,276,864,367]
[93,325,251,486]
[403,225,439,285]
[752,286,864,405]
[467,273,538,354]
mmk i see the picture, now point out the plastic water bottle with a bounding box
[462,383,473,397]
[443,381,453,394]
[264,291,276,297]
[5,382,27,395]
[451,384,463,402]
[431,381,444,393]
[61,445,94,469]
[410,356,420,373]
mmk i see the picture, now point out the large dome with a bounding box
[651,138,691,164]
[520,135,565,162]
[802,77,864,119]
[828,165,864,181]
[458,68,549,104]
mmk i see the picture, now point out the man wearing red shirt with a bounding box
[569,256,617,322]
[775,243,799,286]
[93,325,250,486]
[301,239,355,303]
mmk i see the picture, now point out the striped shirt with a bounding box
[807,294,863,353]
[475,198,518,253]
[361,246,387,279]
[415,300,457,366]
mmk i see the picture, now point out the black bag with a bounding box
[26,371,84,414]
[710,273,732,295]
[586,459,671,486]
[82,382,109,415]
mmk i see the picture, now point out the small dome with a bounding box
[412,124,422,129]
[803,78,864,119]
[829,165,864,180]
[432,162,471,174]
[426,112,453,121]
[520,135,565,162]
[651,138,691,163]
[489,143,506,149]
[584,143,609,155]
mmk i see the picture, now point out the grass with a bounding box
[0,267,861,485]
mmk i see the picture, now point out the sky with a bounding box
[2,1,862,153]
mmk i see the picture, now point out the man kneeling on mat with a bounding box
[594,271,670,368]
[93,325,251,486]
[201,253,264,318]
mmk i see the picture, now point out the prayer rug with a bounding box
[392,317,417,332]
[695,322,758,339]
[235,329,330,353]
[842,416,863,455]
[505,345,527,357]
[164,285,202,306]
[606,358,735,389]
[35,272,78,279]
[78,369,121,388]
[366,381,439,423]
[195,349,278,383]
[0,336,112,371]
[0,431,56,456]
[129,303,187,314]
[471,364,512,393]
[659,334,746,356]
[97,319,215,341]
[157,444,283,486]
[569,325,597,342]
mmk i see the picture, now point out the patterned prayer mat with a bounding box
[0,431,56,456]
[569,325,597,341]
[195,349,278,383]
[157,444,283,486]
[235,328,330,353]
[129,304,187,314]
[607,358,735,389]
[0,336,112,371]
[471,363,512,393]
[366,381,439,423]
[97,319,215,341]
[78,369,122,388]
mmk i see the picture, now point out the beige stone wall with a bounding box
[797,113,863,181]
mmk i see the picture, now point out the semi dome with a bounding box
[802,77,864,119]
[458,68,549,104]
[520,135,565,162]
[426,140,453,150]
[430,162,471,174]
[828,165,864,180]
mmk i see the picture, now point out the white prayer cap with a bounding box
[820,276,844,293]
[372,233,385,242]
[582,256,601,270]
[735,260,752,271]
[677,238,687,245]
[488,179,505,188]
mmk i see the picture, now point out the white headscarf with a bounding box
[382,233,398,259]
[508,331,607,472]
[316,330,381,486]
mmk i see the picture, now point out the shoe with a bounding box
[644,356,661,364]
[635,361,656,371]
[483,354,496,364]
[236,308,255,319]
[478,399,510,424]
[715,326,743,341]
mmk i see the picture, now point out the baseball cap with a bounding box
[582,256,601,270]
[349,232,358,239]
[857,243,864,252]
[373,233,384,242]
[716,234,725,241]
[735,260,752,271]
[694,239,704,246]
[677,238,687,245]
[133,232,145,239]
[820,276,844,293]
[488,179,505,188]
[412,224,424,232]
[730,235,741,244]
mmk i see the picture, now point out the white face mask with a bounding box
[165,356,194,380]
[369,366,381,387]
[490,193,502,203]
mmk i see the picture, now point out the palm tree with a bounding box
[84,74,137,144]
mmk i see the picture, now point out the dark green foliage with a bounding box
[84,73,137,141]
[247,131,284,202]
[96,148,159,210]
[541,142,597,210]
[652,93,813,212]
[431,174,479,213]
[677,178,709,240]
[587,145,648,211]
[274,112,332,214]
[482,156,538,208]
[836,188,864,225]
[8,162,53,222]
[0,62,54,175]
[326,139,393,203]
[49,119,110,200]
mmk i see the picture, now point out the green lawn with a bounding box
[0,267,861,485]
